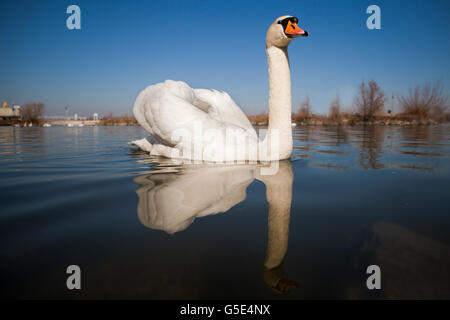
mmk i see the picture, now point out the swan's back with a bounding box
[133,80,255,150]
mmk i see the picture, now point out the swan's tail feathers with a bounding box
[130,138,153,153]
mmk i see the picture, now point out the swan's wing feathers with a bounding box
[134,81,203,146]
[133,83,160,135]
[193,88,253,130]
[133,80,256,149]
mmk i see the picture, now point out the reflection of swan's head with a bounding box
[263,264,299,294]
[266,15,309,48]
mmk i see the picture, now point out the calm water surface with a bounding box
[1,125,449,299]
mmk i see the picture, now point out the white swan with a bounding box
[134,160,297,292]
[132,15,308,161]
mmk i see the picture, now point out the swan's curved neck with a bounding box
[266,46,293,160]
[262,161,293,270]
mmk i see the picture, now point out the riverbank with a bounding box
[249,114,446,126]
[2,115,448,127]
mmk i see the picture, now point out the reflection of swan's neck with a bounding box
[263,162,293,270]
[266,46,293,160]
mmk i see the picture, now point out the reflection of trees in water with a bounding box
[295,126,348,146]
[335,126,349,145]
[0,128,16,155]
[134,160,298,294]
[0,127,46,156]
[293,125,447,172]
[321,125,348,147]
[357,126,385,169]
[428,125,448,146]
[396,126,448,172]
[293,126,349,161]
[292,126,315,156]
[400,125,448,148]
[400,125,431,144]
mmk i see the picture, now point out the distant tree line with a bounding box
[399,84,448,121]
[354,80,386,121]
[250,80,449,125]
[18,81,450,127]
[21,102,45,124]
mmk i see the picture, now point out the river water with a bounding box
[0,125,449,299]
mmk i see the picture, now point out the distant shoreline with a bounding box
[2,121,448,128]
[1,115,448,127]
[249,114,447,127]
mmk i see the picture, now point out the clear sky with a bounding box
[0,0,449,117]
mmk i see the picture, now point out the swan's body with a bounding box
[132,15,308,161]
[133,80,259,161]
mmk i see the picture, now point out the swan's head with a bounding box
[266,15,308,48]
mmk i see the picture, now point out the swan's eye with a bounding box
[277,20,281,24]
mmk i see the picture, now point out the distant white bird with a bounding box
[132,15,308,161]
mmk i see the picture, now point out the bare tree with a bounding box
[399,83,448,120]
[298,96,311,120]
[354,80,386,121]
[21,102,45,124]
[329,94,341,123]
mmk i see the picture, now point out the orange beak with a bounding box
[285,21,308,37]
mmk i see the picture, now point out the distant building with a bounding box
[0,105,21,120]
[93,113,99,121]
[74,113,78,121]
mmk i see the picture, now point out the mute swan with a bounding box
[132,15,308,161]
[134,160,297,292]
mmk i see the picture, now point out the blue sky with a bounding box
[0,0,449,116]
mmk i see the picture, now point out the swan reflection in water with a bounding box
[133,160,298,294]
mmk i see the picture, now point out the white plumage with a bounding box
[131,15,308,161]
[132,80,258,160]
